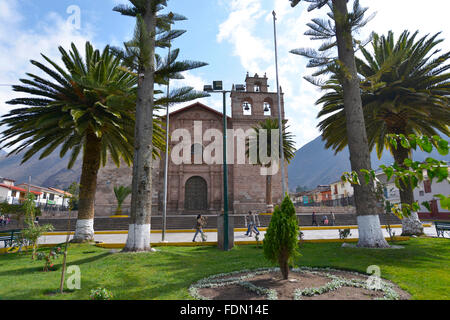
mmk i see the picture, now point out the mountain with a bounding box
[0,147,82,189]
[288,135,450,191]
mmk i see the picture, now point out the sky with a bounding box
[0,0,449,150]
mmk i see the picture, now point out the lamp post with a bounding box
[203,81,244,251]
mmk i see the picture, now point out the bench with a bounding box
[435,221,450,238]
[0,229,22,248]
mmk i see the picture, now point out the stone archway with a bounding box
[185,176,208,211]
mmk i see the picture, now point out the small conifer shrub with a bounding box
[263,195,300,279]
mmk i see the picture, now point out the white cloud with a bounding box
[217,0,322,149]
[217,0,272,72]
[216,0,450,150]
[0,4,95,92]
[0,1,97,152]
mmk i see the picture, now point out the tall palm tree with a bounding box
[290,0,389,247]
[1,42,140,242]
[317,30,450,235]
[247,119,296,212]
[113,0,208,251]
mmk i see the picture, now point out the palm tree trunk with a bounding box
[392,142,424,236]
[333,0,388,247]
[266,175,273,213]
[123,5,156,252]
[72,132,101,242]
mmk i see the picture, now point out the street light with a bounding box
[202,81,243,251]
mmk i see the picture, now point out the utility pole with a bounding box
[272,11,287,197]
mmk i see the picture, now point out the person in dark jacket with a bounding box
[312,211,318,226]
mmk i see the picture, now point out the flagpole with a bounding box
[272,10,287,196]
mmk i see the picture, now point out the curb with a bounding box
[42,223,431,236]
[94,236,411,249]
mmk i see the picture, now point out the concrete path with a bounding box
[30,225,439,246]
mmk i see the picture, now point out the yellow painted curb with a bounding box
[94,236,410,249]
[41,223,430,236]
[109,215,129,218]
[0,243,58,254]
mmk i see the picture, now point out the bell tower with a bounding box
[229,73,287,214]
[230,72,284,121]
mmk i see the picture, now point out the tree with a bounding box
[290,0,389,247]
[1,42,140,243]
[114,185,132,215]
[248,119,296,212]
[342,134,449,226]
[113,0,208,251]
[317,30,450,235]
[15,193,54,259]
[263,194,300,280]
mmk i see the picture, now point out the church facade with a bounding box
[94,74,288,216]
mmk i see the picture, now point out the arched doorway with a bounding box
[185,176,207,211]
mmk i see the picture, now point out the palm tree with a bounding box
[290,0,389,247]
[317,30,450,235]
[1,42,139,242]
[114,186,132,215]
[247,119,296,212]
[113,1,208,251]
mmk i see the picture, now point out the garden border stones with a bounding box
[189,267,401,300]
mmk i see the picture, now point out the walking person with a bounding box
[311,211,318,226]
[192,214,207,242]
[245,211,260,237]
[331,211,335,226]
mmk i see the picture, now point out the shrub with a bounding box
[36,246,62,271]
[339,228,352,239]
[90,287,114,300]
[263,195,300,279]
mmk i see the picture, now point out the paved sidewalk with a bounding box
[33,225,439,246]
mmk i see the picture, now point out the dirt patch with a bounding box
[192,268,411,300]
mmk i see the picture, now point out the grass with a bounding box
[0,237,448,300]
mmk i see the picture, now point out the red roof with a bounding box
[0,183,42,195]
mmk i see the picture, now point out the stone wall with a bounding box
[295,206,356,214]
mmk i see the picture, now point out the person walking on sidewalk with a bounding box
[193,215,207,242]
[311,211,318,226]
[331,211,336,226]
[245,211,260,237]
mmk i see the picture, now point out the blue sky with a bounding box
[1,0,449,150]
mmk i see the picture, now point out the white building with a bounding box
[330,179,354,200]
[0,180,42,204]
[376,166,449,215]
[16,183,71,208]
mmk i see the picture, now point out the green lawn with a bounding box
[0,237,448,300]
